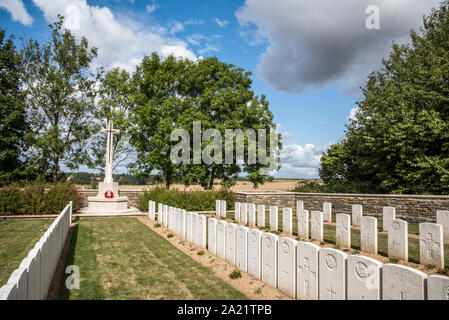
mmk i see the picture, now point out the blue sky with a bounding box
[0,0,442,178]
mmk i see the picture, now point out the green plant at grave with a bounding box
[197,250,205,256]
[154,223,161,228]
[343,248,350,253]
[389,257,399,264]
[0,182,81,215]
[274,231,281,235]
[254,287,262,295]
[425,264,436,270]
[352,250,360,255]
[229,269,242,279]
[167,233,174,238]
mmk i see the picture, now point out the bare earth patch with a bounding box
[137,216,292,300]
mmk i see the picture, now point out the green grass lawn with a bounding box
[59,217,247,300]
[0,218,53,286]
[219,209,448,268]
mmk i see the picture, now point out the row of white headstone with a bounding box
[0,202,72,300]
[149,201,207,248]
[149,201,449,300]
[232,200,448,269]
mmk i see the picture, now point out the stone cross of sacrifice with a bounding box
[101,120,120,183]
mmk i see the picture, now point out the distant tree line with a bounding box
[0,15,280,189]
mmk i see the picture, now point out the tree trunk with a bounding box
[207,168,215,190]
[52,155,59,183]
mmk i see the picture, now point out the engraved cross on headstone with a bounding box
[421,232,440,260]
[101,120,120,183]
[297,257,316,297]
[327,284,336,300]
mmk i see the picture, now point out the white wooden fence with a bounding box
[0,202,72,300]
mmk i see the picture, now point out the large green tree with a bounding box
[320,1,449,194]
[0,29,29,185]
[21,15,98,182]
[131,53,280,189]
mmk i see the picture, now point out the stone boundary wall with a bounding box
[0,202,72,300]
[234,191,449,223]
[79,189,449,223]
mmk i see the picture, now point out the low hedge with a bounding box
[0,182,82,215]
[138,186,236,212]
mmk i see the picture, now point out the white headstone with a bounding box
[296,200,304,215]
[388,219,408,261]
[197,215,207,248]
[382,264,427,300]
[347,255,382,300]
[383,206,396,231]
[298,210,309,239]
[248,204,256,226]
[269,206,278,231]
[336,214,351,248]
[216,220,227,260]
[427,275,449,300]
[282,208,293,234]
[323,202,332,222]
[234,202,241,222]
[247,229,262,279]
[296,242,319,300]
[191,213,198,245]
[352,204,363,226]
[241,203,248,224]
[419,223,444,269]
[157,204,163,223]
[261,232,279,287]
[236,226,249,272]
[436,210,449,241]
[162,205,168,227]
[257,205,266,227]
[186,212,193,242]
[319,248,348,300]
[181,210,186,238]
[311,211,323,242]
[361,216,378,254]
[277,237,297,298]
[221,200,227,218]
[225,223,237,265]
[216,200,221,216]
[208,218,217,255]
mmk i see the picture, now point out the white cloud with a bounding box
[281,131,293,142]
[236,0,442,94]
[348,107,358,122]
[0,0,33,25]
[145,3,158,14]
[275,143,330,178]
[214,18,229,27]
[31,0,197,72]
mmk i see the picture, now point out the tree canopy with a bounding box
[319,1,449,194]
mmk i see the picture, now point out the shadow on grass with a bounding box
[58,224,78,300]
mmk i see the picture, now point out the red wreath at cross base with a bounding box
[104,190,114,199]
